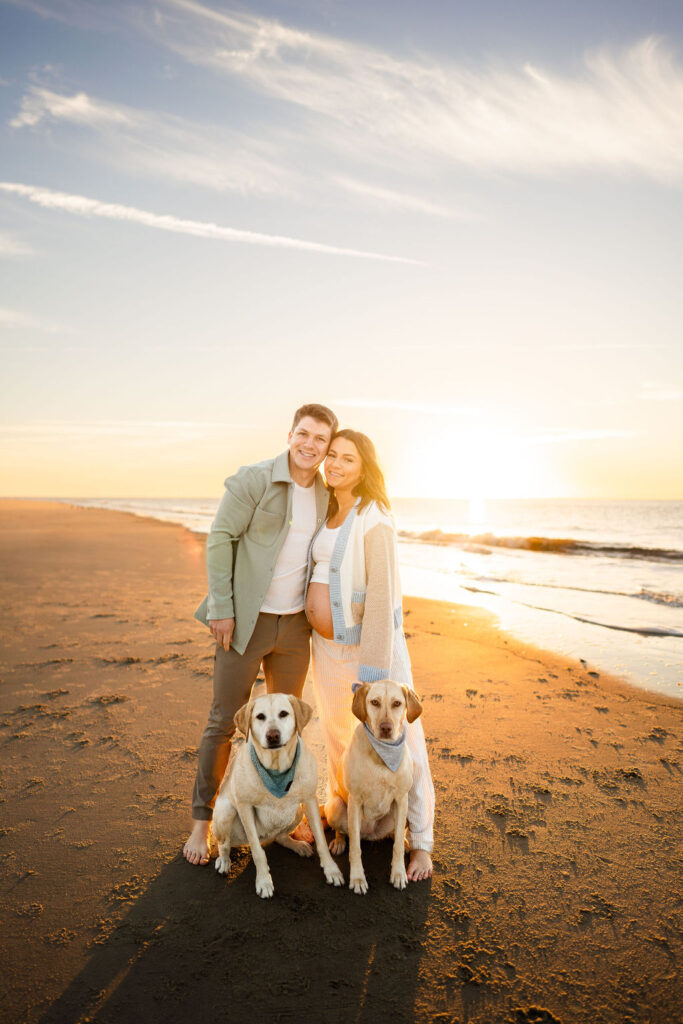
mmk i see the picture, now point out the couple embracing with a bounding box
[184,403,435,881]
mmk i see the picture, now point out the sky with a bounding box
[1,0,682,499]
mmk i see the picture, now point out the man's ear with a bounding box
[233,700,254,738]
[289,696,313,734]
[352,684,369,722]
[402,686,423,723]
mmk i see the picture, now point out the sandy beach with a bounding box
[1,499,681,1024]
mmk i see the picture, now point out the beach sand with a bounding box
[1,500,681,1024]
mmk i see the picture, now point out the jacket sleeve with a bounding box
[205,466,267,620]
[357,519,398,682]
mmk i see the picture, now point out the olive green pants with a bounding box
[191,611,311,820]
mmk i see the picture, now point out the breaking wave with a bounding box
[399,529,683,563]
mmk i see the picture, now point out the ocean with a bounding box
[66,496,683,699]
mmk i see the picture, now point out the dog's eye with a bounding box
[392,700,403,708]
[370,699,381,707]
[278,710,289,718]
[255,713,266,721]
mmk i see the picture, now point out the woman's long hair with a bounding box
[326,428,391,516]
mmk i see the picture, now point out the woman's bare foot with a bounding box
[183,819,211,865]
[407,849,433,881]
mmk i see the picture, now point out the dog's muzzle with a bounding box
[265,729,281,748]
[379,721,394,739]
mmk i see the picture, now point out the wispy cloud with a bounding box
[640,383,683,402]
[0,182,423,264]
[525,428,637,445]
[0,232,33,257]
[0,305,72,333]
[152,2,683,183]
[10,85,295,196]
[0,420,249,445]
[333,398,480,416]
[333,177,475,220]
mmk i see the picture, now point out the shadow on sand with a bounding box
[39,841,431,1024]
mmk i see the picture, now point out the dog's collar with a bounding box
[363,723,406,772]
[249,738,301,798]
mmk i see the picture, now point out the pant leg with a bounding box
[191,613,278,820]
[262,610,312,697]
[310,632,359,799]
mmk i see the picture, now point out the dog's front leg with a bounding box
[236,801,274,898]
[390,794,409,890]
[213,798,237,877]
[347,794,368,895]
[303,797,344,887]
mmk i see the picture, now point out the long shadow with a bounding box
[39,841,431,1024]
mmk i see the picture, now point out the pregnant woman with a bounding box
[305,429,435,881]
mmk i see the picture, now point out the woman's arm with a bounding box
[357,518,398,682]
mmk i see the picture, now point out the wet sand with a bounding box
[0,499,681,1024]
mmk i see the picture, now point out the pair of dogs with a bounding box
[212,680,423,898]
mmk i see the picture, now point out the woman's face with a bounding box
[325,437,363,493]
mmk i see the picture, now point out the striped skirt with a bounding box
[311,628,435,852]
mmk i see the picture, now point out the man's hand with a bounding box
[209,618,235,651]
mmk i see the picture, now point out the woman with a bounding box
[305,429,434,881]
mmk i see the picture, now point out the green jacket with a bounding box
[194,451,330,654]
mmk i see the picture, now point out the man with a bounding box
[184,403,338,865]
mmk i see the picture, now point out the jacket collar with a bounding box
[272,450,293,483]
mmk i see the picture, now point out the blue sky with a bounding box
[1,0,682,498]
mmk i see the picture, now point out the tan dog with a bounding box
[324,680,423,894]
[213,693,344,898]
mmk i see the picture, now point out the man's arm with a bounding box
[206,466,267,645]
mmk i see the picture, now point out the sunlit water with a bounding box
[66,497,683,699]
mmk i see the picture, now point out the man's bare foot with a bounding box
[183,819,211,865]
[407,849,433,881]
[290,817,314,843]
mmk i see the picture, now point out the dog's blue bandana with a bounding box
[363,724,407,772]
[249,739,301,799]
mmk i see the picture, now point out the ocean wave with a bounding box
[460,585,683,639]
[636,588,683,608]
[399,529,683,563]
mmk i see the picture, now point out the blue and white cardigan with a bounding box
[306,499,403,683]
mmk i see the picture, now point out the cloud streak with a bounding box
[154,1,683,183]
[0,305,72,333]
[10,85,296,196]
[0,182,423,264]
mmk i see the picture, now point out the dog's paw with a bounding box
[324,863,345,887]
[350,873,368,895]
[255,873,274,899]
[215,855,231,876]
[391,866,408,890]
[291,839,314,858]
[329,835,346,855]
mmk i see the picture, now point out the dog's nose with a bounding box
[379,721,393,739]
[265,729,281,747]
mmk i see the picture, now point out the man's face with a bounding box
[287,416,333,474]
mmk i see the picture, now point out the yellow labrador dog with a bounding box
[324,680,423,895]
[213,692,344,898]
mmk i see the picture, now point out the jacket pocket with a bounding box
[247,506,283,547]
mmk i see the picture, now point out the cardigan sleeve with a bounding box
[357,519,398,682]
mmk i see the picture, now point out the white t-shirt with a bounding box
[310,525,341,584]
[260,482,317,614]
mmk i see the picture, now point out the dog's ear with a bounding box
[352,684,369,722]
[403,686,423,723]
[289,696,313,734]
[233,700,254,738]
